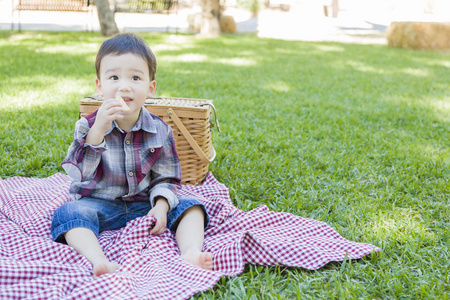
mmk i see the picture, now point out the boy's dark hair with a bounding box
[95,33,157,81]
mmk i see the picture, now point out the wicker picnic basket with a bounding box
[79,95,220,185]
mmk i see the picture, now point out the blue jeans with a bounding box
[51,197,209,243]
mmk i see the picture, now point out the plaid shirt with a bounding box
[61,108,181,211]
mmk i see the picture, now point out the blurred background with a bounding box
[1,0,449,43]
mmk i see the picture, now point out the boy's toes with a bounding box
[200,252,213,270]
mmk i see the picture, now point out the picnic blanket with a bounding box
[0,172,380,299]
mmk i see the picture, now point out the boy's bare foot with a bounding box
[180,250,213,271]
[93,262,122,278]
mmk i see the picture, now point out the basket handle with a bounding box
[195,103,221,132]
[167,108,215,164]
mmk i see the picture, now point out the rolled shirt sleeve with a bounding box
[61,118,108,183]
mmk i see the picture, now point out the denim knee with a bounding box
[167,197,209,233]
[51,201,100,243]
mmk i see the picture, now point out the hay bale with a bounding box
[219,15,237,33]
[387,22,450,50]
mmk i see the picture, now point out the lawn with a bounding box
[0,31,449,299]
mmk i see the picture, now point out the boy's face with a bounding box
[96,52,156,121]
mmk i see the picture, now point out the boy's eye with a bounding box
[110,76,119,80]
[132,76,141,81]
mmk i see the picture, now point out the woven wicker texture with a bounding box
[79,96,217,185]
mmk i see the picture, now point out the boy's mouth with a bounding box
[120,96,132,103]
[115,95,131,111]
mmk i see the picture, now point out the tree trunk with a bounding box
[331,0,339,18]
[199,0,221,37]
[95,0,119,36]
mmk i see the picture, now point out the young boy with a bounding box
[51,33,213,277]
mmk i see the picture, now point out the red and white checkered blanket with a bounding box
[0,172,379,299]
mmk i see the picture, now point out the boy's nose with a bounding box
[118,84,131,92]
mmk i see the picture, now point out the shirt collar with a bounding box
[106,108,157,135]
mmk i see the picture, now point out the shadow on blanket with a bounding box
[0,172,379,299]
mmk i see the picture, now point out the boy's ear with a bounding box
[147,80,156,98]
[95,78,103,97]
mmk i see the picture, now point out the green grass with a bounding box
[1,31,449,299]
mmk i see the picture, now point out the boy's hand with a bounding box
[148,197,169,235]
[94,98,125,132]
[86,98,124,145]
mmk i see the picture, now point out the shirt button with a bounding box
[126,140,131,145]
[150,148,155,153]
[128,171,134,177]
